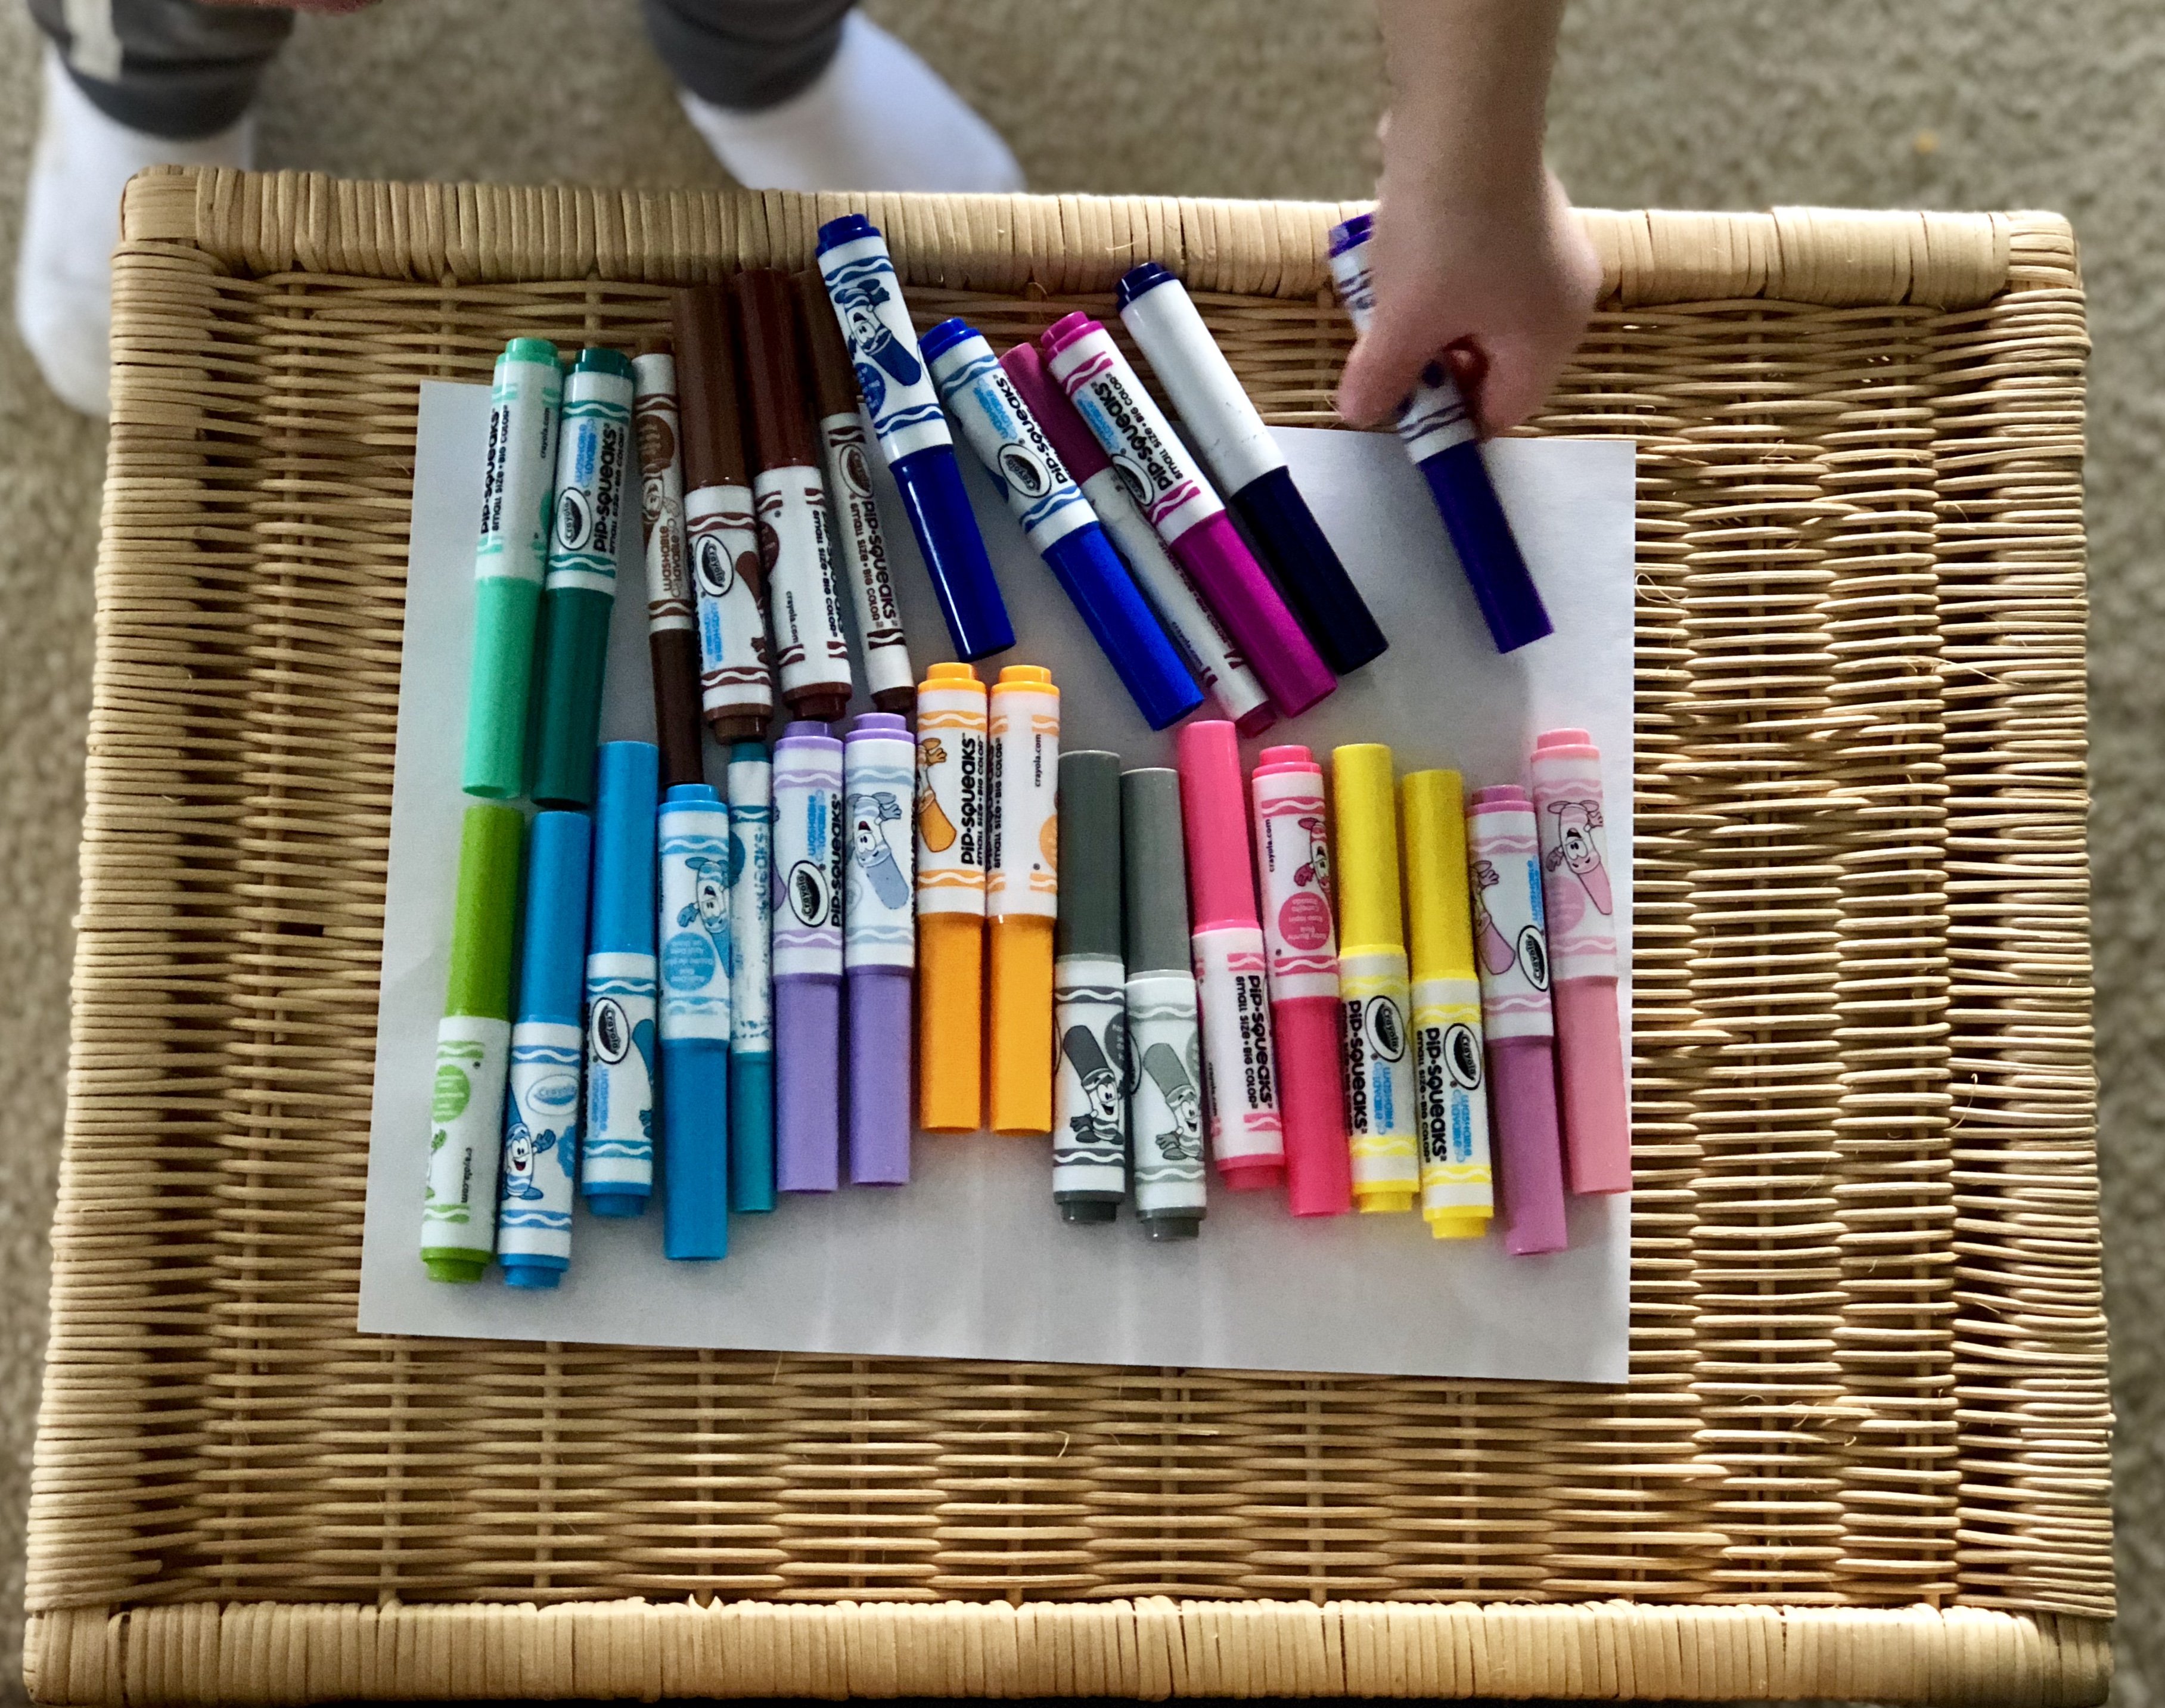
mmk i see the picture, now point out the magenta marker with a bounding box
[1040,312,1334,719]
[1530,729,1630,1195]
[772,721,844,1193]
[1466,785,1567,1254]
[844,713,917,1184]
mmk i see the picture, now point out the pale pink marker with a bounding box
[1530,729,1630,1195]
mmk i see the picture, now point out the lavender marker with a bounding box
[772,721,844,1192]
[844,713,917,1184]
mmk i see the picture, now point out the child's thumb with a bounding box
[1335,313,1446,428]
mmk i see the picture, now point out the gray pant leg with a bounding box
[27,0,291,138]
[642,0,858,113]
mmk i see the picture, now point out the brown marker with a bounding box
[631,339,706,787]
[673,287,774,741]
[732,269,855,724]
[799,271,915,715]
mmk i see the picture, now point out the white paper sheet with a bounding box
[357,378,1636,1383]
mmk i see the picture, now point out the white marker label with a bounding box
[1118,278,1287,493]
[1530,750,1618,982]
[816,235,953,463]
[1055,957,1129,1201]
[497,1018,582,1267]
[659,803,734,1044]
[1339,950,1419,1200]
[756,467,853,702]
[1127,971,1206,1219]
[475,352,560,586]
[685,482,772,718]
[633,353,694,632]
[987,687,1060,923]
[1252,774,1338,1002]
[843,736,916,971]
[582,951,657,1193]
[1046,327,1221,544]
[727,757,774,1055]
[1467,809,1554,1041]
[930,339,1095,552]
[421,1014,511,1261]
[819,409,914,701]
[544,374,632,597]
[1192,924,1282,1169]
[915,688,987,920]
[1412,977,1493,1215]
[772,749,844,980]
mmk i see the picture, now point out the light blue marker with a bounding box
[582,741,660,1216]
[659,781,732,1257]
[726,742,776,1212]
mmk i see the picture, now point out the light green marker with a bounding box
[420,803,524,1282]
[462,337,563,800]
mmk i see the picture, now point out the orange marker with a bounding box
[915,663,988,1131]
[988,665,1060,1133]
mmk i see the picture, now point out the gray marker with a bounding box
[1054,753,1127,1222]
[1121,768,1207,1239]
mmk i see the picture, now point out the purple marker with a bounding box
[844,713,916,1184]
[772,721,845,1192]
[1040,313,1334,719]
[1327,213,1552,653]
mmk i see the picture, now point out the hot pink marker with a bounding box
[1251,744,1352,1216]
[1176,721,1285,1191]
[1530,729,1630,1195]
[1040,313,1334,719]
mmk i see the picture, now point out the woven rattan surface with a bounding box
[24,173,2105,1704]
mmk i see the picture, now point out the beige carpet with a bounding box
[0,1,2153,1700]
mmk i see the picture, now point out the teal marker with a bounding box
[531,346,635,809]
[462,337,561,799]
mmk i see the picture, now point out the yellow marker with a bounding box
[1331,744,1418,1212]
[988,665,1059,1133]
[1401,771,1496,1239]
[915,663,988,1131]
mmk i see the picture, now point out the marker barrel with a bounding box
[1116,264,1386,674]
[464,338,561,800]
[498,811,591,1288]
[816,215,1013,660]
[421,804,523,1282]
[1467,785,1568,1254]
[583,743,661,1217]
[988,666,1059,1134]
[632,346,706,788]
[1531,729,1630,1195]
[1054,751,1126,1222]
[1327,216,1552,654]
[658,784,734,1259]
[532,347,635,809]
[844,713,917,1184]
[773,721,844,1190]
[1122,768,1206,1238]
[1331,745,1418,1212]
[915,663,989,1132]
[726,744,777,1211]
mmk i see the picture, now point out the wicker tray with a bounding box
[24,170,2106,1706]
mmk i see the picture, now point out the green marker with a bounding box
[531,346,636,809]
[420,804,524,1282]
[462,337,563,800]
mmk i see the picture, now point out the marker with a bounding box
[531,346,635,809]
[844,712,917,1184]
[1053,751,1127,1223]
[1326,214,1552,654]
[726,742,776,1211]
[987,665,1059,1134]
[658,781,734,1258]
[1250,745,1350,1216]
[922,318,1203,732]
[1116,262,1387,675]
[462,337,560,800]
[583,742,660,1217]
[915,662,988,1132]
[1001,341,1274,736]
[1331,744,1419,1213]
[815,215,1014,660]
[1121,768,1207,1239]
[420,804,522,1282]
[1467,784,1568,1254]
[735,270,855,721]
[496,810,590,1288]
[1040,312,1333,719]
[632,341,706,788]
[674,287,775,740]
[1530,729,1630,1195]
[1400,769,1495,1239]
[800,270,915,713]
[772,720,845,1190]
[1176,721,1282,1191]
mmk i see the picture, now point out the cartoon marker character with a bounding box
[846,790,911,911]
[1060,1024,1126,1158]
[1294,815,1330,893]
[499,1120,560,1201]
[1543,799,1613,916]
[1141,1040,1203,1163]
[1470,859,1515,976]
[917,737,958,852]
[835,278,923,390]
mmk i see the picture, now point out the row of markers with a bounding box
[461,213,1553,827]
[417,656,1627,1287]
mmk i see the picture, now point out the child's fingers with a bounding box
[1335,308,1462,428]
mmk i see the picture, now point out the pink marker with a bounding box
[1251,745,1352,1216]
[1040,313,1334,719]
[1530,730,1630,1195]
[1466,785,1568,1254]
[1176,721,1285,1191]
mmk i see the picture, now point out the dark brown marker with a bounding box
[733,269,855,724]
[631,339,706,787]
[673,286,774,741]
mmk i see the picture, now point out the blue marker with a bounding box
[1326,213,1551,653]
[496,811,590,1289]
[658,782,732,1258]
[582,741,660,1217]
[1115,262,1388,676]
[726,741,776,1212]
[814,215,1014,662]
[921,319,1204,731]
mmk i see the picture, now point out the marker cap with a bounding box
[1057,751,1123,961]
[1120,768,1191,976]
[1113,260,1179,311]
[504,335,558,365]
[591,742,660,955]
[448,804,523,1019]
[997,341,1111,483]
[517,810,591,1023]
[1332,744,1402,951]
[815,212,880,253]
[573,346,634,384]
[1175,721,1259,931]
[1400,769,1474,985]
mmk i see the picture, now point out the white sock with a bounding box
[15,47,254,420]
[679,13,1024,195]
